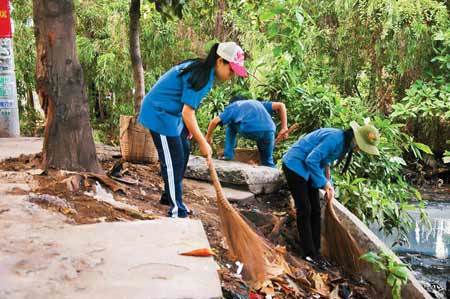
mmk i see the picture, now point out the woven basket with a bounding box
[119,115,158,163]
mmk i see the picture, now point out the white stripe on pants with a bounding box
[160,135,179,218]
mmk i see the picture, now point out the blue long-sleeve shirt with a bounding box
[282,128,345,188]
[219,100,276,133]
[138,61,215,137]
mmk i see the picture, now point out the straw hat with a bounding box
[350,121,380,155]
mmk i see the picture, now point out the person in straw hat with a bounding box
[281,120,380,259]
[138,42,248,218]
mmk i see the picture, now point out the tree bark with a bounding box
[129,0,145,114]
[33,0,102,173]
[214,0,226,40]
[26,88,34,112]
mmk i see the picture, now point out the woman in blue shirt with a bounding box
[282,121,380,258]
[205,95,289,167]
[139,42,248,218]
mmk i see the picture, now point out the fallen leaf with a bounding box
[274,245,287,254]
[330,285,341,299]
[273,211,287,216]
[311,272,330,295]
[260,286,275,296]
[179,248,215,257]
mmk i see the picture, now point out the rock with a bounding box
[185,156,285,195]
[27,194,71,209]
[241,209,276,227]
[185,179,255,203]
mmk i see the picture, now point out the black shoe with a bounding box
[305,254,331,270]
[159,194,171,206]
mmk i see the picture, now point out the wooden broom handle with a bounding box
[275,123,299,144]
[206,157,234,211]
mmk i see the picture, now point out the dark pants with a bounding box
[150,129,190,218]
[283,163,321,257]
[224,126,275,167]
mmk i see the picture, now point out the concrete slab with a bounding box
[0,137,43,161]
[185,179,255,203]
[0,137,121,162]
[185,155,285,194]
[0,194,222,299]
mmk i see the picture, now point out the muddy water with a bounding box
[372,201,450,298]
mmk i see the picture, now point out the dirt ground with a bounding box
[0,153,377,299]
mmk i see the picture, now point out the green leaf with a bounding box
[387,274,396,287]
[389,156,406,165]
[413,142,433,155]
[273,46,283,57]
[295,12,304,25]
[260,10,276,21]
[391,265,408,281]
[360,251,381,266]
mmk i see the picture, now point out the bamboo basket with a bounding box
[119,115,158,163]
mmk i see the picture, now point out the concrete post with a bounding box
[0,0,20,137]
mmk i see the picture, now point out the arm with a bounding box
[305,141,336,201]
[325,164,331,180]
[205,116,221,145]
[272,102,289,141]
[182,104,211,158]
[324,164,334,201]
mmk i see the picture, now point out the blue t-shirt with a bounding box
[282,128,345,188]
[138,61,215,137]
[219,100,276,133]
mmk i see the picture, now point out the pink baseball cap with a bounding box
[216,42,248,78]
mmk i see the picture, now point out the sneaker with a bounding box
[305,254,331,270]
[167,211,189,218]
[159,194,171,206]
[218,155,231,161]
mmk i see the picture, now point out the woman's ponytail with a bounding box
[178,43,228,91]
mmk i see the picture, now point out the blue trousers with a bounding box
[150,129,190,218]
[223,126,275,167]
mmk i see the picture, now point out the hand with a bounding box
[205,134,212,145]
[199,141,212,158]
[187,131,193,140]
[276,127,289,141]
[324,181,334,202]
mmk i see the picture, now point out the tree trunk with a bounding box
[214,0,226,40]
[33,0,102,173]
[26,88,34,112]
[129,0,145,114]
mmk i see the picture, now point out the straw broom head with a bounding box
[324,198,362,273]
[206,157,287,283]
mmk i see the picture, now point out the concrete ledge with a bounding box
[185,155,285,195]
[0,137,43,161]
[322,199,432,299]
[0,195,222,299]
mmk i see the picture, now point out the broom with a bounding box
[275,123,299,145]
[324,195,363,273]
[206,157,290,283]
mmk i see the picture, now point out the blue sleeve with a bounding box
[181,73,212,110]
[305,138,337,189]
[262,101,273,115]
[219,105,235,125]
